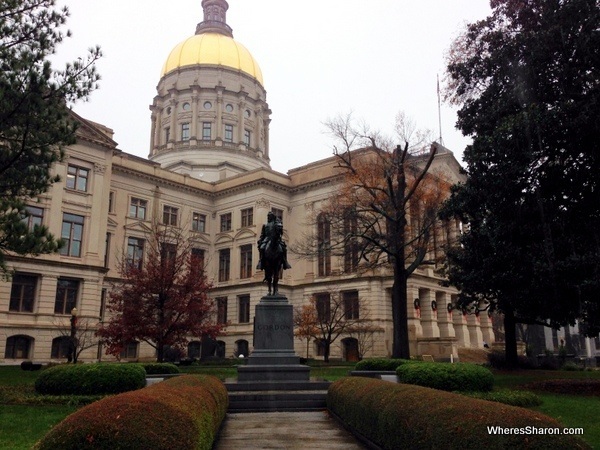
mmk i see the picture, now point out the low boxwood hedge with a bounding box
[396,362,494,392]
[35,363,146,396]
[327,377,590,449]
[354,358,412,371]
[34,375,228,450]
[140,363,180,375]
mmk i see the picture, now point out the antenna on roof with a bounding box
[437,74,444,146]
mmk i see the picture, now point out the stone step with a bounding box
[225,380,331,392]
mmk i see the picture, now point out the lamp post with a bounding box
[69,307,78,363]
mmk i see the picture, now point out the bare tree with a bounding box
[294,112,452,359]
[53,315,99,363]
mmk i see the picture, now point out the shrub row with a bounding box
[35,364,146,396]
[139,362,180,375]
[462,389,542,407]
[34,375,228,450]
[396,362,494,392]
[524,379,600,396]
[354,358,412,371]
[327,377,590,449]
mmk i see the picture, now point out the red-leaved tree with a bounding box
[97,223,223,362]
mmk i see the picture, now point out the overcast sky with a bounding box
[54,1,492,173]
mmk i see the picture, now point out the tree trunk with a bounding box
[324,341,330,363]
[392,267,410,359]
[504,307,518,368]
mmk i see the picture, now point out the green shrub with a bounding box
[327,377,590,450]
[462,389,542,407]
[35,364,146,396]
[354,358,412,371]
[524,379,600,396]
[34,375,228,450]
[396,362,494,392]
[140,363,180,375]
[487,351,536,369]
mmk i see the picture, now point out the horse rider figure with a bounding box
[256,211,292,270]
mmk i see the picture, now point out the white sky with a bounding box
[54,1,492,174]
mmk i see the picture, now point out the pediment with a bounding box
[233,228,257,240]
[107,217,119,229]
[215,234,234,245]
[123,220,152,233]
[189,234,211,246]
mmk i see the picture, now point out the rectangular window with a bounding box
[192,212,206,232]
[100,288,107,321]
[9,274,37,312]
[241,208,253,227]
[220,213,232,232]
[344,214,359,273]
[218,248,230,282]
[271,208,284,222]
[181,122,190,141]
[224,124,233,142]
[161,243,177,265]
[238,295,250,323]
[202,122,212,141]
[120,341,138,359]
[129,198,147,220]
[343,290,360,320]
[162,205,178,226]
[54,278,79,315]
[315,293,331,322]
[60,213,84,257]
[217,297,228,324]
[104,232,111,268]
[127,237,145,269]
[66,165,89,192]
[108,191,115,213]
[317,214,331,276]
[240,244,252,279]
[23,206,44,230]
[165,127,171,143]
[191,248,205,272]
[244,129,251,146]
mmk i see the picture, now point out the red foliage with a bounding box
[97,226,224,361]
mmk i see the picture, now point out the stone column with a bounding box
[467,312,484,349]
[407,285,422,351]
[452,305,471,348]
[436,291,455,338]
[479,310,495,346]
[419,288,440,338]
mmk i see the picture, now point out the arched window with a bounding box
[5,335,33,359]
[317,213,331,276]
[235,340,249,358]
[216,340,226,358]
[188,341,201,359]
[51,336,71,359]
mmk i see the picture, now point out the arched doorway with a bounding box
[343,337,360,362]
[235,339,249,358]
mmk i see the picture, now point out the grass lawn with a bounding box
[1,364,599,448]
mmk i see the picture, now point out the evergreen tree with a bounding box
[0,0,101,274]
[442,0,600,365]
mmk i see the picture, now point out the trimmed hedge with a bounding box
[34,375,228,450]
[140,363,180,375]
[354,358,412,371]
[524,379,600,396]
[35,364,146,396]
[327,377,590,450]
[396,362,494,392]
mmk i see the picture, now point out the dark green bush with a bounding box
[34,375,228,450]
[354,358,412,371]
[462,389,542,407]
[140,363,180,375]
[487,351,536,369]
[327,377,590,450]
[524,379,600,396]
[35,364,146,396]
[396,362,494,392]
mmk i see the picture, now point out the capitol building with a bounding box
[1,0,494,363]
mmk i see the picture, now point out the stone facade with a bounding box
[0,0,493,363]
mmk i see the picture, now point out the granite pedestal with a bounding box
[237,294,310,382]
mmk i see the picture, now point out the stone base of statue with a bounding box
[237,294,310,382]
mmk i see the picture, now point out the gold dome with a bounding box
[161,33,263,85]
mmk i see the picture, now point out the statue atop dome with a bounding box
[196,0,233,37]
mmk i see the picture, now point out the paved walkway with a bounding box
[213,411,368,450]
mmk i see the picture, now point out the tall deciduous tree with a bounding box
[295,113,453,359]
[0,0,101,274]
[97,224,223,362]
[442,0,600,366]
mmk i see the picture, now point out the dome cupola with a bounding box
[149,0,271,182]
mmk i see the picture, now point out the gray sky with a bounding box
[55,1,492,173]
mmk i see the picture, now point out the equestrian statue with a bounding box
[256,211,291,295]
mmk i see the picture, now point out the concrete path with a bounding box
[213,411,368,449]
